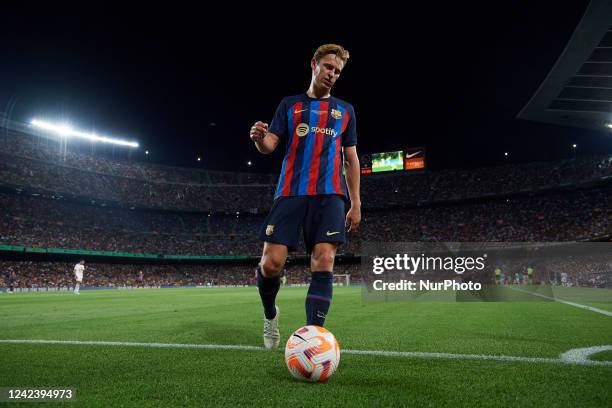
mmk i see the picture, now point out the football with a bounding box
[284,325,340,382]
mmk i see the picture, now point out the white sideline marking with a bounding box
[509,287,612,317]
[0,339,611,367]
[560,345,612,364]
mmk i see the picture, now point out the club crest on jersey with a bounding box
[296,123,309,137]
[266,225,275,236]
[331,109,342,120]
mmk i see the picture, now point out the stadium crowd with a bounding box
[0,153,275,212]
[0,127,275,185]
[0,261,361,289]
[1,126,611,290]
[1,183,611,256]
[487,256,611,287]
[1,127,611,212]
[2,258,608,290]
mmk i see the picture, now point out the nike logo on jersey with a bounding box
[294,109,308,114]
[326,231,340,236]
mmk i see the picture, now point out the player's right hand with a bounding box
[250,121,268,144]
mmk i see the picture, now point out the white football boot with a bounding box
[263,306,280,349]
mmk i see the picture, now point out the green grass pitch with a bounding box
[1,286,611,407]
[373,164,403,172]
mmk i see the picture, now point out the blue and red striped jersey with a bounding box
[269,94,357,199]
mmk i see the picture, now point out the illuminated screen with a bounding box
[371,151,404,173]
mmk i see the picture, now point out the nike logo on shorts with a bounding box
[326,231,340,236]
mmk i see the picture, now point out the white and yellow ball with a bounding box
[284,325,340,382]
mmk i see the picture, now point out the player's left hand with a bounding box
[345,205,361,233]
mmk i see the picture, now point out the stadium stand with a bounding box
[1,126,611,289]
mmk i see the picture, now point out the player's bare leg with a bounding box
[257,242,288,349]
[306,243,337,327]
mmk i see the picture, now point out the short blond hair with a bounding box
[313,44,350,64]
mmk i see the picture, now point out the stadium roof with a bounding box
[518,0,612,132]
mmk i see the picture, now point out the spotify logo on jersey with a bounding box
[296,123,309,137]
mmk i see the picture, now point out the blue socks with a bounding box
[256,266,280,320]
[257,267,334,326]
[306,272,333,326]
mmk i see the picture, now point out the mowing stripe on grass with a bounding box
[1,339,611,367]
[509,287,612,317]
[0,339,264,351]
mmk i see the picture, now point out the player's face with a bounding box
[311,54,344,91]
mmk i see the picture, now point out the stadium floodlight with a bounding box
[197,157,201,162]
[606,122,612,129]
[145,150,149,155]
[572,144,577,148]
[504,152,509,157]
[247,160,252,166]
[30,119,139,148]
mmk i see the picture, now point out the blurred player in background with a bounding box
[7,269,17,293]
[249,44,361,349]
[527,265,534,285]
[74,259,85,294]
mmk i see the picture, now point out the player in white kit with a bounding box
[74,259,85,294]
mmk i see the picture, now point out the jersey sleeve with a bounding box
[268,98,288,140]
[342,104,357,147]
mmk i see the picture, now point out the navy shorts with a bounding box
[258,195,346,252]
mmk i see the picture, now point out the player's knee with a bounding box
[260,257,284,277]
[311,250,335,271]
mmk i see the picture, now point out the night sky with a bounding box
[1,2,609,173]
